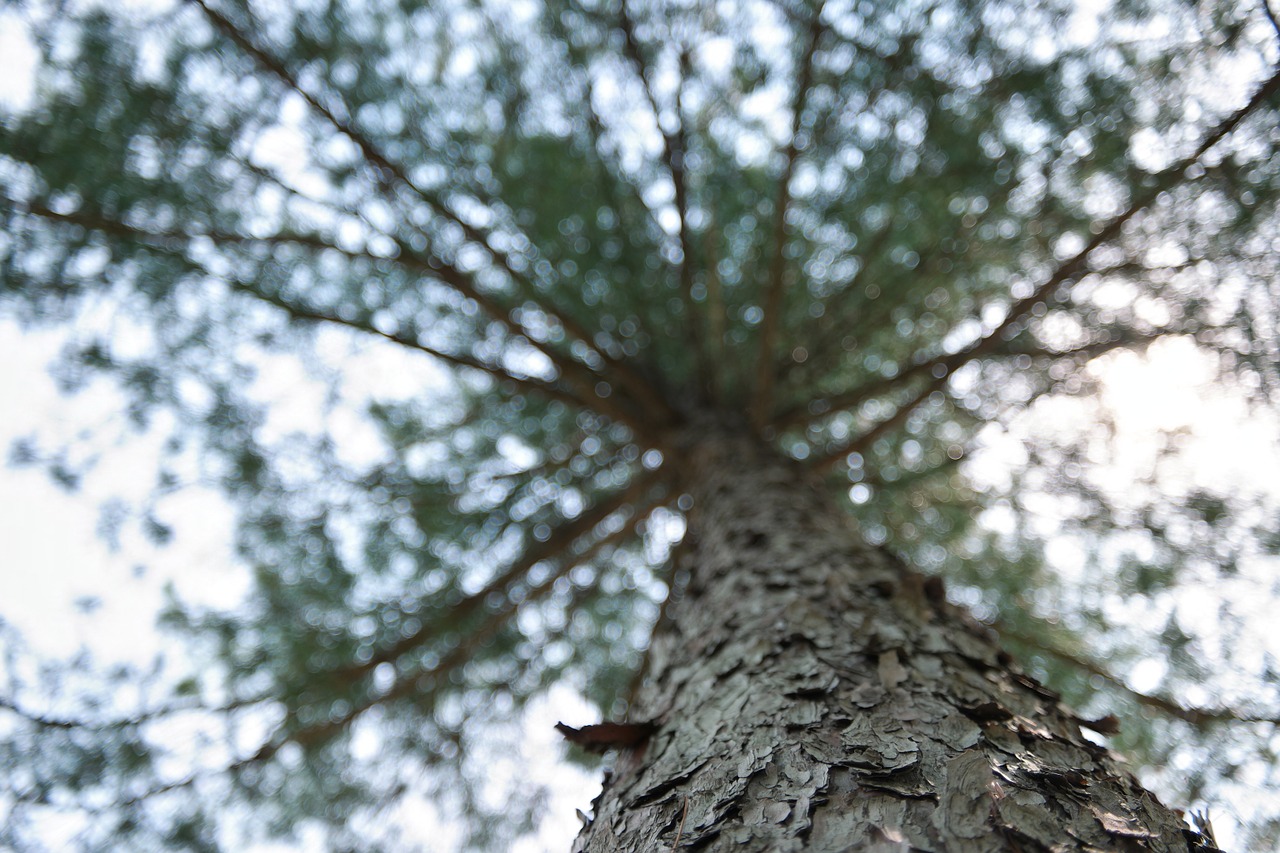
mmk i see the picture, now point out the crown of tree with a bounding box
[2,0,1279,848]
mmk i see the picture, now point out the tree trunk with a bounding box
[573,424,1212,852]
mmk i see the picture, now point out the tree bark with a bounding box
[573,423,1214,852]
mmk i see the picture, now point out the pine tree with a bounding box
[2,0,1279,848]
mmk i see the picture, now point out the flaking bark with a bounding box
[574,422,1215,852]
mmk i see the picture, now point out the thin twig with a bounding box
[671,795,689,851]
[998,622,1280,728]
[0,694,271,731]
[751,2,827,431]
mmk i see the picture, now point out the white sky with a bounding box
[2,4,1279,850]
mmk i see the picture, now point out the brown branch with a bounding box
[380,486,663,698]
[109,491,667,808]
[27,199,368,256]
[186,0,655,428]
[784,172,1012,401]
[998,622,1280,728]
[244,486,667,771]
[752,3,827,431]
[809,374,947,471]
[703,214,728,405]
[671,795,689,851]
[242,287,596,411]
[807,325,1201,471]
[331,469,665,685]
[776,181,1012,429]
[674,48,712,394]
[782,317,1184,435]
[992,327,1179,363]
[0,694,270,731]
[616,1,706,384]
[771,226,897,408]
[571,75,683,423]
[952,64,1280,372]
[23,202,614,416]
[468,0,675,421]
[801,64,1280,462]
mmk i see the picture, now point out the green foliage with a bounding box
[1,0,1279,848]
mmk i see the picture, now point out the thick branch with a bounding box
[802,64,1280,462]
[22,203,613,416]
[751,4,827,430]
[187,0,653,424]
[331,468,665,685]
[616,1,706,382]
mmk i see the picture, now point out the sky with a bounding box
[2,3,1279,850]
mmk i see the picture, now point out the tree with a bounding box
[1,0,1279,848]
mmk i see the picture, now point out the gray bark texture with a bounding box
[573,425,1214,852]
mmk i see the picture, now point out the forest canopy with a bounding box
[1,0,1279,848]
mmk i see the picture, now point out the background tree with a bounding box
[1,0,1279,848]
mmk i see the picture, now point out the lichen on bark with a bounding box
[573,423,1215,852]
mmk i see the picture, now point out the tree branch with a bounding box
[567,70,683,422]
[470,0,676,420]
[244,483,667,770]
[800,64,1280,462]
[991,327,1181,363]
[616,1,708,386]
[776,168,1019,419]
[998,622,1280,728]
[809,374,946,471]
[674,48,713,394]
[806,324,1203,471]
[186,0,652,426]
[101,486,666,810]
[752,2,827,430]
[0,694,270,731]
[331,468,666,685]
[240,286,599,412]
[703,214,728,405]
[22,202,622,418]
[771,224,898,405]
[950,64,1280,372]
